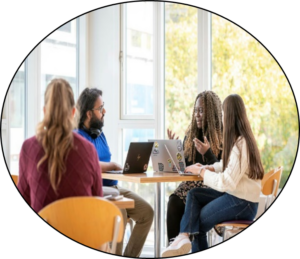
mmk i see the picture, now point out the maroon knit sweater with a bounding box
[17,132,103,213]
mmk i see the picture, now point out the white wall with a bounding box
[87,5,120,162]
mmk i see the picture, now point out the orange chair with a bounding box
[208,166,283,246]
[39,196,124,254]
[11,175,18,185]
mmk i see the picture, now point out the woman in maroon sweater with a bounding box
[18,78,103,213]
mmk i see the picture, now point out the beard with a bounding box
[89,114,104,131]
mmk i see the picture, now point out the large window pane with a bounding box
[9,63,26,175]
[163,2,198,248]
[124,2,154,116]
[165,3,198,139]
[40,20,78,114]
[212,14,298,187]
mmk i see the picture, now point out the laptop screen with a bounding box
[106,142,154,174]
[164,144,181,173]
[149,139,186,172]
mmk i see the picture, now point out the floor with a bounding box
[139,230,223,258]
[125,194,271,257]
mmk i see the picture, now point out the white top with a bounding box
[203,137,261,203]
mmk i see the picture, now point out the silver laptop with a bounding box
[164,145,194,176]
[149,139,186,173]
[106,142,154,174]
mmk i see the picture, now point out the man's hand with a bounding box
[167,128,179,140]
[100,161,122,172]
[193,137,210,155]
[113,162,122,171]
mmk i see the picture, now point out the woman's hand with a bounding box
[184,163,202,175]
[193,137,210,155]
[167,128,179,140]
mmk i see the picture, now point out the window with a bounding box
[8,63,26,174]
[211,14,298,187]
[40,20,78,116]
[164,2,199,248]
[58,23,72,33]
[119,2,162,255]
[3,19,80,175]
[164,2,198,142]
[121,2,154,118]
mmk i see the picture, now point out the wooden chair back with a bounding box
[38,197,124,253]
[211,166,284,245]
[12,175,18,185]
[261,166,283,197]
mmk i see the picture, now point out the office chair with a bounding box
[208,166,283,246]
[39,196,124,254]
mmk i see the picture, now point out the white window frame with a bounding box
[198,9,212,92]
[118,1,165,161]
[27,18,82,137]
[120,2,164,123]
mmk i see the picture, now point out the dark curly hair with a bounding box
[184,90,223,163]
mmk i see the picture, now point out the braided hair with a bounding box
[184,91,223,163]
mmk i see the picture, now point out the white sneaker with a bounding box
[161,234,191,257]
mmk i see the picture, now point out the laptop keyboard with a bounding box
[106,170,123,174]
[179,171,194,176]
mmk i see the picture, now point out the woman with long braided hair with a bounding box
[162,94,263,256]
[166,90,223,243]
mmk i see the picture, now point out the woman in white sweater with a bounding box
[162,94,264,257]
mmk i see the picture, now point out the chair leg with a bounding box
[207,229,214,247]
[222,226,244,241]
[222,226,230,241]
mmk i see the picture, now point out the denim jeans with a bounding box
[180,187,258,252]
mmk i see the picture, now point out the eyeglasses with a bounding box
[92,103,105,113]
[194,107,203,115]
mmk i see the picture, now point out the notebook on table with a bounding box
[106,142,154,174]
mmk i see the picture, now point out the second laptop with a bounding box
[106,142,154,174]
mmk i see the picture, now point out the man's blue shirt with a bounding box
[76,128,118,186]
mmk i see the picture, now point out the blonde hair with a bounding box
[36,78,75,192]
[184,91,223,163]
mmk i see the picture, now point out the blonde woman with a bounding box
[18,79,103,212]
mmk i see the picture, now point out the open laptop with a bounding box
[149,139,192,175]
[149,139,186,173]
[106,142,154,174]
[164,145,193,176]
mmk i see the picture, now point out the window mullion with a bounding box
[26,46,41,138]
[198,10,212,92]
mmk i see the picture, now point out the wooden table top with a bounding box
[102,171,202,183]
[109,197,135,209]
